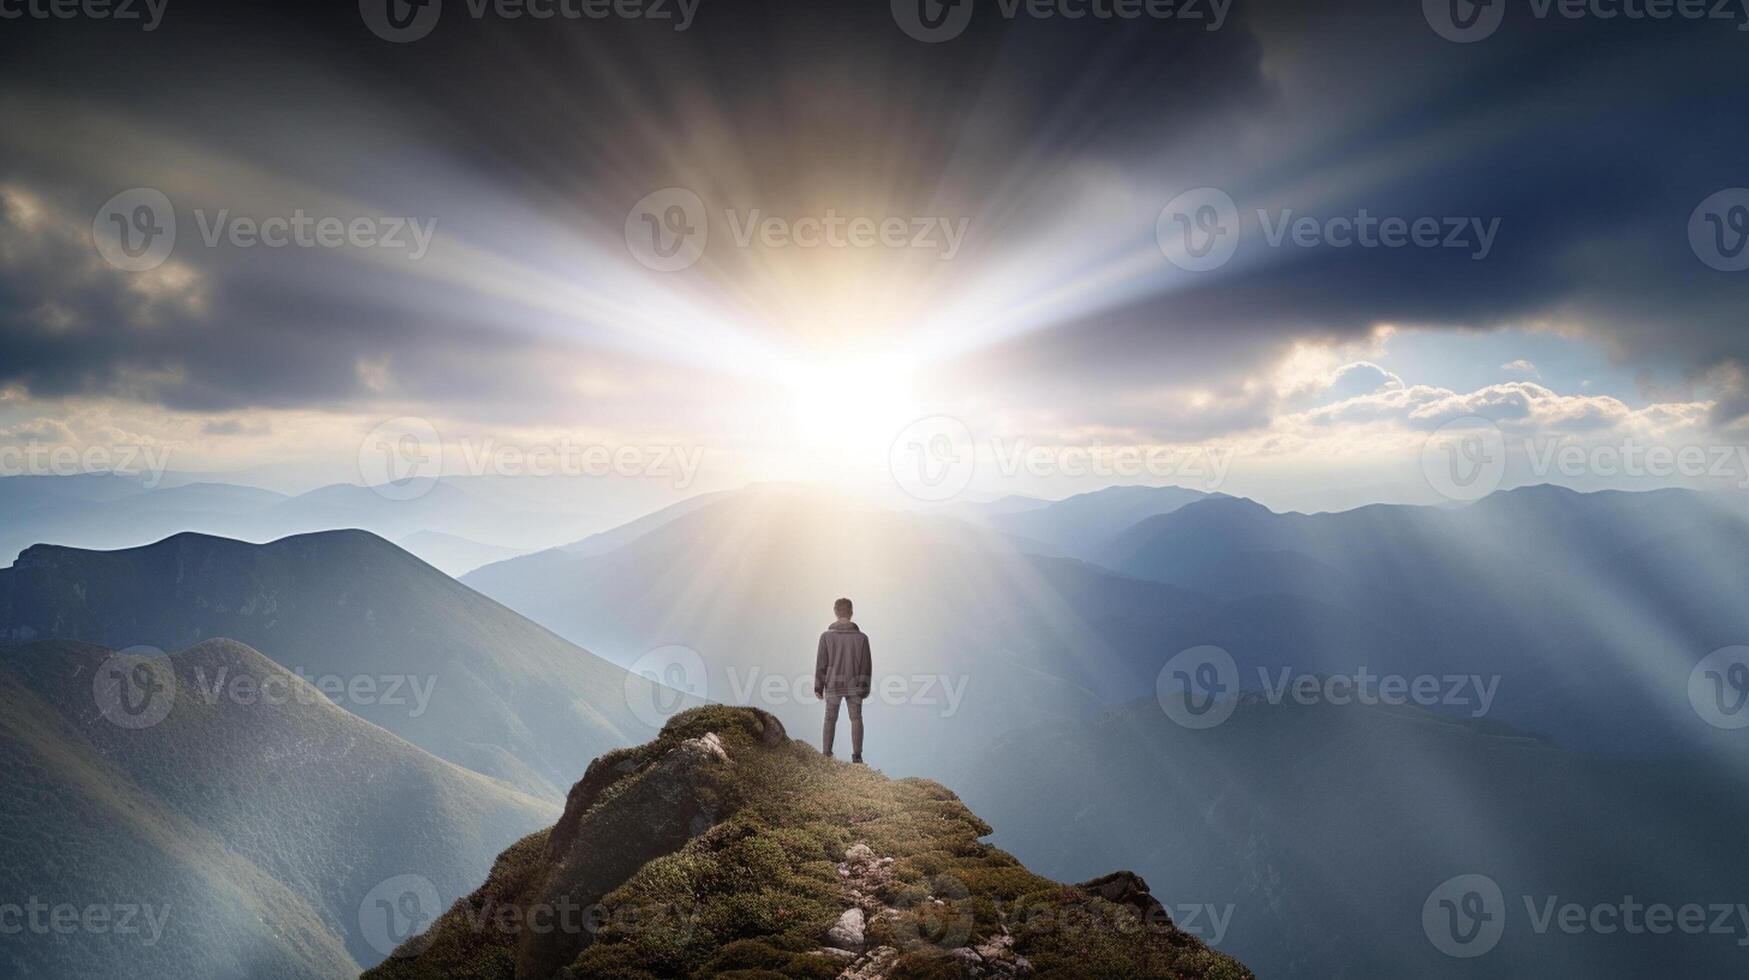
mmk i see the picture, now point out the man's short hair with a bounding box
[834,597,853,618]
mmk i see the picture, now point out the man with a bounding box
[815,596,872,763]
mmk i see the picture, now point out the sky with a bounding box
[1,0,1747,512]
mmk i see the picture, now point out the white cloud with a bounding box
[1501,359,1539,377]
[1292,379,1709,437]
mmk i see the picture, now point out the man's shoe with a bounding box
[852,755,864,764]
[823,752,834,759]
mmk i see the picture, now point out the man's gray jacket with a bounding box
[815,621,872,698]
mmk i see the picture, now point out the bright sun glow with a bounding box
[785,356,920,479]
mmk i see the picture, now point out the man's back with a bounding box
[815,620,872,698]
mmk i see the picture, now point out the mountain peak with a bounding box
[366,705,1252,980]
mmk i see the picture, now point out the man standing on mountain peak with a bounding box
[815,597,872,763]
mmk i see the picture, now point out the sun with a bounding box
[785,355,921,476]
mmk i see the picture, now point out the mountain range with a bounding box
[0,529,679,799]
[4,475,1747,978]
[0,473,661,576]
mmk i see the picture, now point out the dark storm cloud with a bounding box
[0,0,1745,420]
[968,2,1749,422]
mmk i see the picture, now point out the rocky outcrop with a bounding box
[514,731,738,979]
[364,706,1252,980]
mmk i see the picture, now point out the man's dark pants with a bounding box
[822,694,863,757]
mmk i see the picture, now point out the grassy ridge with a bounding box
[367,706,1252,980]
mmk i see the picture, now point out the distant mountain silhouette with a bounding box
[985,484,1218,560]
[394,529,530,576]
[0,530,685,798]
[364,706,1253,980]
[0,473,616,576]
[1095,485,1749,755]
[0,638,557,976]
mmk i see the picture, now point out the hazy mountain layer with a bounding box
[0,639,558,977]
[0,530,679,798]
[959,697,1749,979]
[1097,485,1749,755]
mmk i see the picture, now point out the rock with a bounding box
[814,946,857,962]
[825,906,866,950]
[845,843,875,865]
[686,731,729,762]
[1076,870,1171,927]
[839,946,899,980]
[515,737,731,979]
